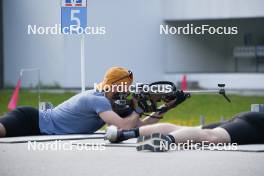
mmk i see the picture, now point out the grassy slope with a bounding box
[1,89,264,126]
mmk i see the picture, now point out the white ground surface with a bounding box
[0,135,264,176]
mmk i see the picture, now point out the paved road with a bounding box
[0,138,263,176]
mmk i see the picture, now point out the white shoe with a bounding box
[105,125,118,143]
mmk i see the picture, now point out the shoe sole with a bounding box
[136,133,169,152]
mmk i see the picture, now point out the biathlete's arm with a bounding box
[99,111,140,130]
[135,111,165,127]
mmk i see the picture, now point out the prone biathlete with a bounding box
[106,111,264,152]
[1,67,183,138]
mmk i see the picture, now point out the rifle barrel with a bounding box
[185,90,220,94]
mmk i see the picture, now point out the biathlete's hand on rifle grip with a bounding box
[174,90,190,106]
[157,91,190,115]
[132,97,144,116]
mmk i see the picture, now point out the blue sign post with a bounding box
[61,0,87,92]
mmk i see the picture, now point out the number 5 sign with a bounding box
[61,0,87,34]
[61,0,88,92]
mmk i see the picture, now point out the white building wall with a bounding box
[164,19,264,73]
[163,0,264,20]
[3,0,164,88]
[163,18,264,90]
[3,0,264,90]
[164,73,264,90]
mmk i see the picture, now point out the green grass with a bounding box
[0,89,74,115]
[161,94,264,126]
[1,89,264,126]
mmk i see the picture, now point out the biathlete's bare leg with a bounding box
[168,127,231,144]
[136,127,231,152]
[139,123,189,136]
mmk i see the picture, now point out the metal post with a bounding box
[251,104,264,112]
[220,116,225,122]
[81,35,85,92]
[200,115,205,126]
[20,68,41,105]
[38,69,41,104]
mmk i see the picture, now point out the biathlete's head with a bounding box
[96,67,133,97]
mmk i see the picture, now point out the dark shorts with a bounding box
[0,106,41,137]
[202,112,264,144]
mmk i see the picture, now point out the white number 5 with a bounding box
[71,10,81,28]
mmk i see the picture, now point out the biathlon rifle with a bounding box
[112,81,231,117]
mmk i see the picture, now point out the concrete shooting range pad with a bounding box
[1,134,264,152]
[0,132,105,144]
[1,134,264,176]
